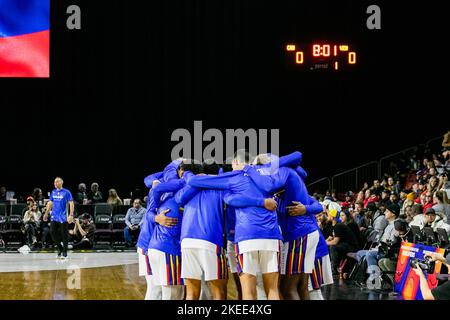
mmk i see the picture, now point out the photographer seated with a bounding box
[69,213,96,249]
[412,252,450,300]
[377,219,414,286]
[356,203,400,289]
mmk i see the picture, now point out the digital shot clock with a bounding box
[285,43,358,71]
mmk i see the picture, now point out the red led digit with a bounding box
[295,51,304,64]
[334,61,338,70]
[334,45,337,56]
[323,45,330,57]
[313,45,320,57]
[348,52,356,64]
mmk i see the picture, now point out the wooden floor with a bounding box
[0,264,240,300]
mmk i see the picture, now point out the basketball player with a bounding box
[187,150,293,300]
[136,170,168,300]
[243,156,324,300]
[172,161,229,300]
[44,177,74,260]
[145,160,199,300]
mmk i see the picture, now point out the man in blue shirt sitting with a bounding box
[124,199,146,247]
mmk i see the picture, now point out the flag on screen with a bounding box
[0,0,50,78]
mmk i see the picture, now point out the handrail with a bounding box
[305,135,442,195]
[306,177,331,194]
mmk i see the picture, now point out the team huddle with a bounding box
[137,150,333,300]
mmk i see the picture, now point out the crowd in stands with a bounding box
[312,133,450,290]
[0,181,146,250]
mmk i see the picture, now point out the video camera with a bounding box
[409,255,435,274]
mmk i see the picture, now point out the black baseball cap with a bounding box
[386,204,400,217]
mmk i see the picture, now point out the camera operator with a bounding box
[378,219,414,285]
[356,204,400,289]
[412,252,450,300]
[68,213,96,249]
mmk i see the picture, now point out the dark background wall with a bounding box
[0,0,447,197]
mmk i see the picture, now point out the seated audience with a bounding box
[432,190,450,222]
[88,182,103,204]
[326,209,359,274]
[124,198,145,246]
[339,210,363,249]
[22,202,41,247]
[107,189,123,206]
[377,219,414,286]
[32,188,45,208]
[69,213,96,249]
[75,183,88,204]
[355,203,400,288]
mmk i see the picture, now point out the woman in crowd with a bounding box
[22,202,41,247]
[32,188,45,208]
[339,210,363,249]
[107,188,123,206]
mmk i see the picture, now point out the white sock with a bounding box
[309,289,324,300]
[145,276,162,300]
[162,285,185,300]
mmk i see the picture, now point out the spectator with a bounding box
[23,196,35,215]
[389,191,399,205]
[355,203,400,289]
[69,213,96,249]
[107,189,123,206]
[370,202,389,242]
[372,180,384,196]
[422,191,434,213]
[438,172,450,196]
[398,189,409,206]
[75,183,88,204]
[409,204,425,227]
[379,189,391,207]
[339,210,363,249]
[352,201,367,229]
[326,209,359,275]
[378,219,415,286]
[404,204,414,223]
[32,188,45,208]
[0,186,7,202]
[22,202,41,247]
[442,130,450,148]
[363,188,379,208]
[124,198,145,246]
[412,252,450,300]
[419,208,450,233]
[340,191,354,209]
[428,176,439,195]
[355,191,364,203]
[400,192,416,217]
[385,177,395,192]
[316,211,333,239]
[432,190,450,222]
[88,182,103,204]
